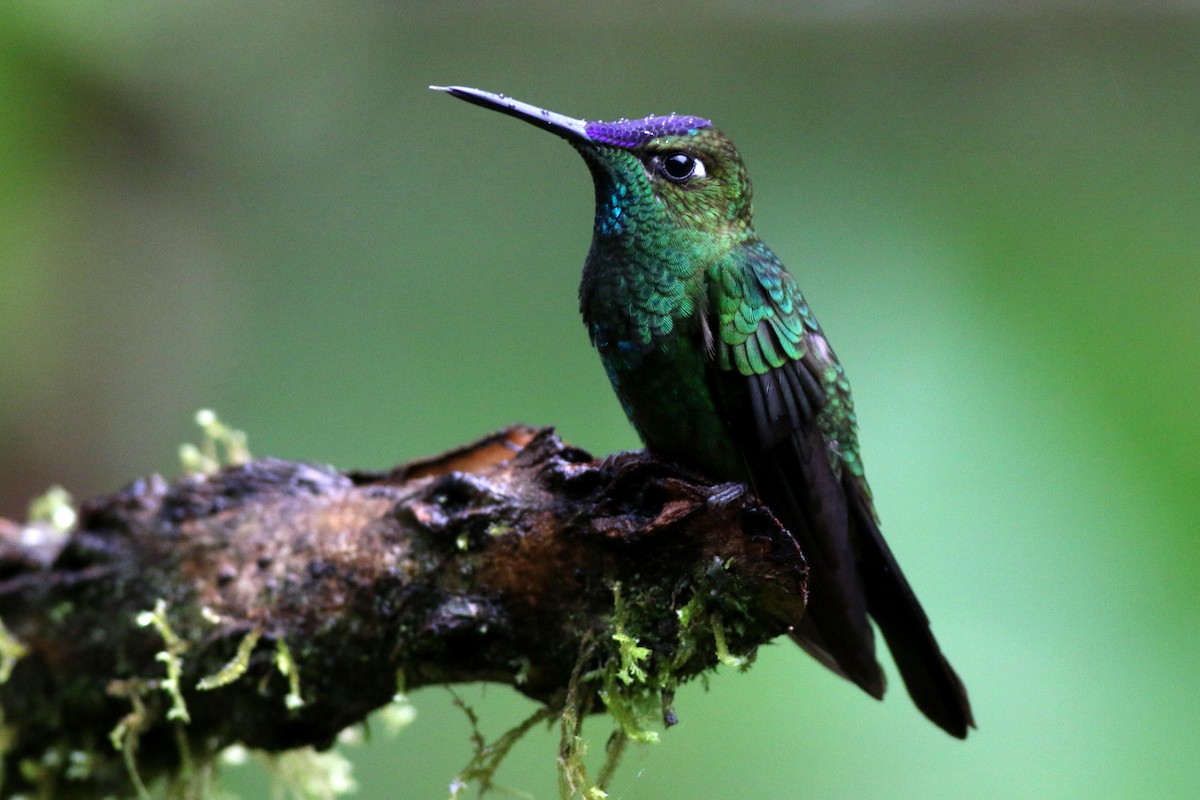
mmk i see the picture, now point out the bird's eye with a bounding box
[660,152,706,182]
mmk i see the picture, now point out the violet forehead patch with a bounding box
[584,115,712,147]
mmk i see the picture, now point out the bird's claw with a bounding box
[706,482,746,510]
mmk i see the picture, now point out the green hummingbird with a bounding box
[433,85,973,738]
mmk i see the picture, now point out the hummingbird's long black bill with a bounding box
[430,85,591,142]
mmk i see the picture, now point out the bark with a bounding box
[0,426,807,798]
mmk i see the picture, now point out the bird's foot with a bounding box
[706,482,747,510]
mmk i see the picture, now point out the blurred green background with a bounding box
[2,2,1198,798]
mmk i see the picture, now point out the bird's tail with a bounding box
[847,479,975,738]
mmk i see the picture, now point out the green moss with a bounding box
[136,600,191,724]
[196,627,261,691]
[0,617,28,684]
[26,484,76,532]
[47,600,75,625]
[107,684,153,800]
[264,747,357,799]
[710,615,749,669]
[609,588,651,687]
[179,409,251,476]
[274,639,305,711]
[375,693,417,737]
[449,693,554,799]
[485,522,513,537]
[590,584,661,745]
[551,560,761,798]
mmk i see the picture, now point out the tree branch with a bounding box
[0,425,807,798]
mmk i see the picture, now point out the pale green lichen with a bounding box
[136,599,191,723]
[0,617,28,684]
[26,485,76,532]
[199,605,225,625]
[48,600,75,624]
[609,586,651,687]
[274,638,305,711]
[589,585,661,746]
[197,627,262,691]
[376,694,417,736]
[63,748,95,781]
[547,630,635,800]
[219,744,249,767]
[170,718,197,787]
[596,685,659,746]
[372,673,418,738]
[108,685,153,800]
[510,655,532,686]
[18,743,104,799]
[449,691,554,800]
[556,643,621,800]
[485,522,512,537]
[105,602,217,799]
[265,747,357,800]
[710,615,749,669]
[179,409,251,475]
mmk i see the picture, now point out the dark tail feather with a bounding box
[848,480,975,738]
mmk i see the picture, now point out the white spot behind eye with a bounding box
[692,159,707,178]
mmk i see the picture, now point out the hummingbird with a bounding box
[432,85,974,738]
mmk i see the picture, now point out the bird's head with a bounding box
[433,86,754,241]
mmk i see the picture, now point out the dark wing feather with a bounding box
[708,242,973,736]
[708,244,884,696]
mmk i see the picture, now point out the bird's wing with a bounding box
[706,241,884,695]
[706,242,973,737]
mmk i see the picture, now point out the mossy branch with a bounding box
[0,425,807,798]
